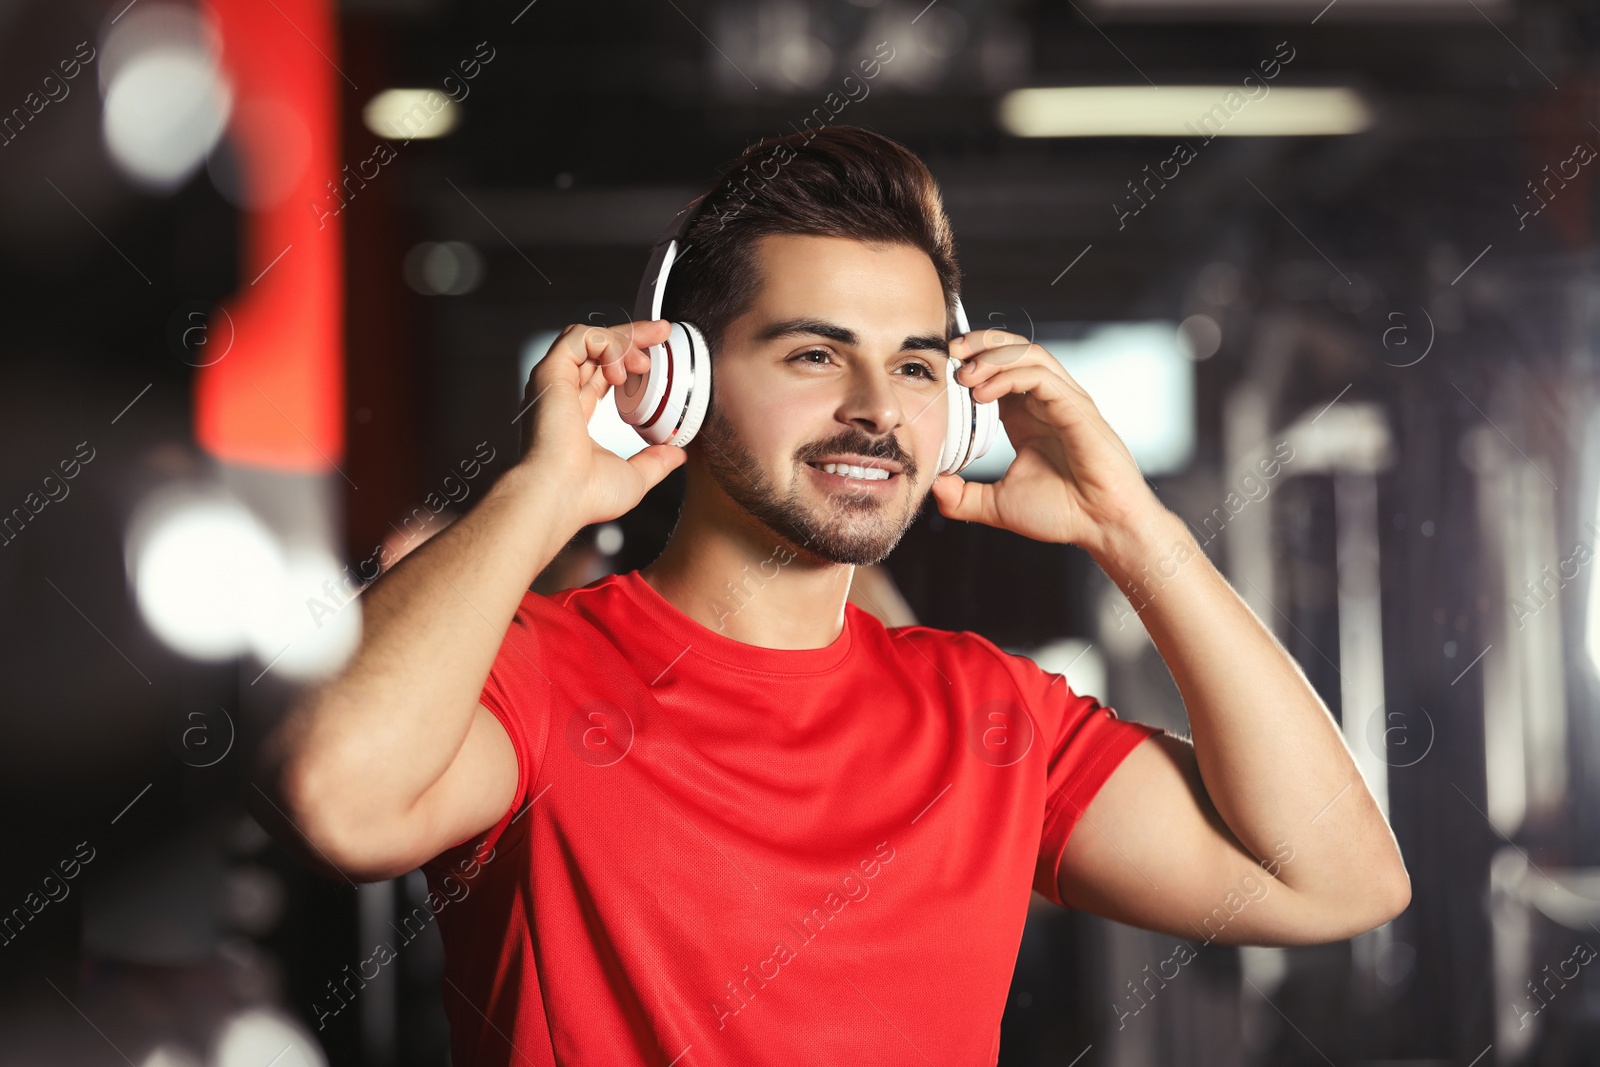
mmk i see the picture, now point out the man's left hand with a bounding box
[928,328,1169,555]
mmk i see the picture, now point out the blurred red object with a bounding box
[196,0,343,471]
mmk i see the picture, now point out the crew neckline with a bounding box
[606,568,856,675]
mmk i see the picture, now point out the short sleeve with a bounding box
[423,592,553,870]
[1006,656,1164,907]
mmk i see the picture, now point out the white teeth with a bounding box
[818,462,890,481]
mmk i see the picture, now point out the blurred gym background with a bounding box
[2,0,1598,1063]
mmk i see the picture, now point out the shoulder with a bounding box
[489,576,631,673]
[876,616,1038,675]
[878,618,1007,662]
[510,572,625,627]
[862,611,1054,696]
[871,615,1112,729]
[548,569,624,609]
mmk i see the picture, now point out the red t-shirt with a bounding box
[420,569,1161,1066]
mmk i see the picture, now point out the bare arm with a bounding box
[932,329,1409,940]
[252,319,685,882]
[1063,510,1410,934]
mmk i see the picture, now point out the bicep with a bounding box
[1056,732,1317,947]
[377,702,520,879]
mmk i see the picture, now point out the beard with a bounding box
[694,396,925,566]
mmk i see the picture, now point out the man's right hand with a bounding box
[257,320,688,883]
[520,319,687,528]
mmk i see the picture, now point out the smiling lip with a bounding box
[804,461,902,490]
[806,454,904,475]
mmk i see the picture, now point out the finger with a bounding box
[929,471,1001,527]
[952,328,1031,362]
[966,361,1094,416]
[526,320,670,434]
[574,344,649,394]
[956,343,1085,396]
[531,325,592,395]
[954,340,1064,378]
[583,320,667,387]
[543,326,643,405]
[975,364,1142,470]
[581,358,612,401]
[624,442,687,491]
[582,340,657,400]
[550,319,670,387]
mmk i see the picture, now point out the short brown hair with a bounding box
[659,125,961,353]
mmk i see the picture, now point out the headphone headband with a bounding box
[633,193,712,324]
[634,190,971,336]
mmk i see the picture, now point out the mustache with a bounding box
[799,432,917,479]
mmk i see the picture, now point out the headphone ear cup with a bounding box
[939,356,1002,476]
[666,322,711,447]
[966,395,1000,470]
[939,355,973,476]
[616,321,710,446]
[615,330,676,442]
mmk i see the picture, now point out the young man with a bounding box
[257,126,1409,1065]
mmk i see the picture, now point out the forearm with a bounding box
[265,461,575,827]
[1089,508,1405,902]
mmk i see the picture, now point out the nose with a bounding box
[836,364,903,438]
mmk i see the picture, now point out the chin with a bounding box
[798,540,897,568]
[782,478,928,566]
[789,511,911,567]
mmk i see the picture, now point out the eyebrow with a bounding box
[756,317,949,356]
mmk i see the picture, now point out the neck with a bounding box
[640,475,853,651]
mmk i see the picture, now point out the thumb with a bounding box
[931,472,997,526]
[626,443,687,491]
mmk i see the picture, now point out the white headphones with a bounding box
[617,195,1000,476]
